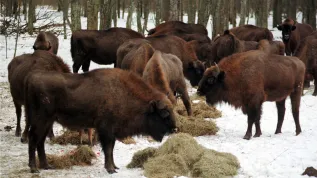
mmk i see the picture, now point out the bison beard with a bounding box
[24,68,177,174]
[197,51,305,140]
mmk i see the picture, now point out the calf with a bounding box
[7,50,70,142]
[277,18,313,56]
[143,51,192,116]
[197,50,305,140]
[33,32,59,54]
[24,68,177,174]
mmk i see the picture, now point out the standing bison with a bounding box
[24,68,177,174]
[197,50,305,140]
[229,24,273,42]
[33,31,59,54]
[147,21,208,36]
[7,50,70,142]
[71,27,144,73]
[277,18,313,56]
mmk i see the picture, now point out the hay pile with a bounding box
[36,145,96,169]
[50,130,94,145]
[127,133,240,178]
[174,96,221,136]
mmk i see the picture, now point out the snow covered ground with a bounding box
[0,7,316,178]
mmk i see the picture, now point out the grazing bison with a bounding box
[33,31,59,54]
[147,21,208,36]
[24,68,177,174]
[294,31,317,95]
[143,51,192,116]
[7,50,70,142]
[71,27,144,73]
[197,50,305,140]
[229,24,273,42]
[277,18,313,56]
[206,30,285,65]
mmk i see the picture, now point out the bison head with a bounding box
[197,65,225,105]
[33,41,51,52]
[146,98,177,142]
[187,60,205,86]
[277,24,296,42]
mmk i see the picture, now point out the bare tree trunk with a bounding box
[155,0,161,25]
[142,0,150,34]
[136,0,142,32]
[239,0,246,26]
[126,0,134,28]
[27,0,35,35]
[255,0,268,28]
[273,0,281,27]
[198,0,210,26]
[162,0,170,21]
[122,0,125,18]
[286,0,296,19]
[117,0,120,18]
[61,0,69,39]
[87,0,99,30]
[306,0,316,30]
[83,0,88,17]
[112,0,117,27]
[187,0,196,23]
[100,0,112,30]
[14,5,21,58]
[169,0,179,21]
[23,0,27,20]
[212,0,227,38]
[71,0,81,31]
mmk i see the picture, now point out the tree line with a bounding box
[1,0,316,38]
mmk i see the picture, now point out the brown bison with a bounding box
[294,31,317,95]
[7,50,70,142]
[229,24,273,42]
[24,68,177,174]
[147,21,208,36]
[143,51,192,116]
[197,50,305,140]
[71,27,144,73]
[206,30,285,65]
[117,35,205,86]
[277,18,313,56]
[33,31,59,54]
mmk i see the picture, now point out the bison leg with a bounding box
[244,106,262,140]
[110,139,119,169]
[98,129,117,173]
[313,69,317,96]
[177,81,192,116]
[88,128,93,146]
[38,122,54,170]
[13,100,22,137]
[290,89,302,135]
[82,59,91,73]
[275,99,286,134]
[72,61,82,73]
[21,113,30,143]
[79,129,84,145]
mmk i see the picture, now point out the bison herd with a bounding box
[6,18,316,174]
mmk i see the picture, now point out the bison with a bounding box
[229,24,273,42]
[7,50,70,142]
[294,31,317,95]
[24,68,177,174]
[71,27,144,73]
[277,18,313,56]
[143,50,192,116]
[33,31,59,54]
[147,21,208,36]
[206,30,285,65]
[197,50,305,140]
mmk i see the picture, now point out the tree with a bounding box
[142,0,150,34]
[112,0,117,27]
[61,0,69,39]
[126,0,134,28]
[273,0,282,27]
[187,0,196,23]
[71,0,82,31]
[255,0,269,28]
[100,0,112,30]
[305,0,316,30]
[286,0,296,19]
[198,0,210,26]
[239,0,247,26]
[162,0,170,21]
[27,0,35,35]
[136,0,142,32]
[155,0,161,25]
[87,0,99,30]
[169,0,179,21]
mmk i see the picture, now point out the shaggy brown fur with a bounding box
[278,18,314,56]
[33,32,59,54]
[302,167,317,177]
[143,51,192,116]
[294,31,317,95]
[197,50,305,140]
[207,30,284,66]
[147,21,208,36]
[24,68,177,174]
[7,50,70,142]
[71,27,144,73]
[117,41,155,76]
[229,24,273,42]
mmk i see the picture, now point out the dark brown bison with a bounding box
[71,27,144,73]
[24,68,177,174]
[147,21,208,36]
[7,50,70,142]
[117,41,155,76]
[229,24,273,42]
[33,32,59,54]
[206,30,285,66]
[294,31,317,95]
[277,18,314,56]
[197,50,305,140]
[117,35,205,86]
[143,51,192,116]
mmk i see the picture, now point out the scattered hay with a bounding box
[36,145,96,169]
[127,133,240,178]
[118,136,136,144]
[127,147,157,168]
[50,130,92,145]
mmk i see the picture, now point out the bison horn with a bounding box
[214,62,220,74]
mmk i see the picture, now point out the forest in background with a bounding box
[0,0,316,39]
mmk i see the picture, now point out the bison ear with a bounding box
[291,26,296,31]
[217,71,226,82]
[277,25,282,31]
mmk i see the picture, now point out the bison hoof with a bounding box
[254,132,262,137]
[296,130,302,136]
[15,130,21,137]
[275,130,282,134]
[40,164,54,170]
[20,137,28,143]
[106,169,117,174]
[30,168,40,173]
[243,134,252,140]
